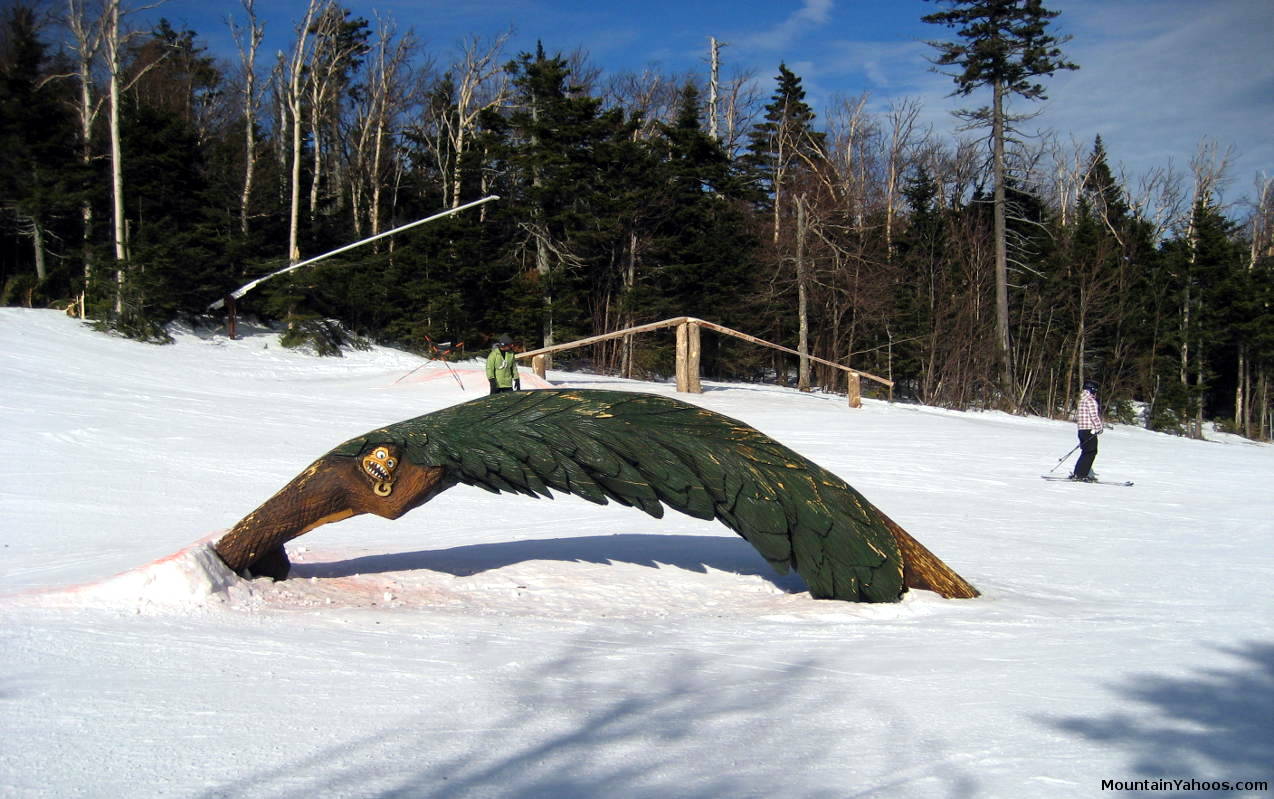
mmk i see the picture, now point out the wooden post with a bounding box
[516,315,893,405]
[687,321,702,393]
[675,321,689,392]
[532,354,547,380]
[225,294,238,340]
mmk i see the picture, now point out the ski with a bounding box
[1040,475,1134,487]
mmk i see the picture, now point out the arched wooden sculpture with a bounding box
[214,390,978,603]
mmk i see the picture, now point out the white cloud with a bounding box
[1038,0,1274,198]
[736,0,837,52]
[805,0,1271,202]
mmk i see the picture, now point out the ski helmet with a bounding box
[1082,379,1099,393]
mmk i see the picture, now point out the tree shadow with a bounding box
[290,533,808,595]
[1045,641,1274,790]
[197,630,981,799]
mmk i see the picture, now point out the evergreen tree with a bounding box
[923,0,1078,406]
[1189,200,1248,421]
[1074,136,1156,407]
[893,165,947,401]
[743,64,827,388]
[1138,200,1246,433]
[0,3,79,303]
[743,63,825,243]
[640,84,758,374]
[495,44,626,347]
[1081,135,1127,221]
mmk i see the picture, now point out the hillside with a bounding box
[1,308,1271,798]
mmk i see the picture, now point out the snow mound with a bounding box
[13,537,258,614]
[10,534,953,622]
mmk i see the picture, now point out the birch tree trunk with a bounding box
[361,17,415,242]
[305,2,369,223]
[1184,141,1231,436]
[528,80,554,352]
[31,217,47,281]
[707,36,724,141]
[449,33,510,208]
[285,0,319,264]
[306,2,333,222]
[232,0,264,236]
[102,0,176,316]
[307,82,322,222]
[66,0,104,316]
[105,0,126,313]
[772,102,787,245]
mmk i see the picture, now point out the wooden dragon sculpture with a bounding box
[213,389,977,603]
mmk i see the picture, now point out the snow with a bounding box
[2,307,1272,798]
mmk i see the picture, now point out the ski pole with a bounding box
[424,335,466,391]
[1048,443,1081,473]
[393,363,428,384]
[441,359,464,390]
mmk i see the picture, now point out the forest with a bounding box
[1,0,1271,439]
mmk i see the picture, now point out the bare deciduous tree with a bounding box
[348,14,418,240]
[61,0,107,314]
[305,2,368,222]
[884,97,925,259]
[229,0,264,236]
[283,0,319,264]
[444,31,510,208]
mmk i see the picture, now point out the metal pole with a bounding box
[1049,443,1081,473]
[209,195,500,310]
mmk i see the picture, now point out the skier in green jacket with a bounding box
[486,335,520,394]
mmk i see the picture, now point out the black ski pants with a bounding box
[1074,429,1099,478]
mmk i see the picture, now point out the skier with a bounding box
[486,335,520,394]
[1070,379,1103,482]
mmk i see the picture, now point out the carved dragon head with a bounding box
[213,438,445,579]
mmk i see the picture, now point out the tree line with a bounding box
[1,0,1271,439]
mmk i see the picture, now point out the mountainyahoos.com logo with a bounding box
[1101,778,1269,792]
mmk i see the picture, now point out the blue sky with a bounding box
[148,0,1271,210]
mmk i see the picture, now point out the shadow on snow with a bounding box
[196,630,981,799]
[1046,640,1274,792]
[290,533,809,595]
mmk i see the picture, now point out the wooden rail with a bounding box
[516,316,892,407]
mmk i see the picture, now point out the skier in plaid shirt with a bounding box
[1071,379,1104,481]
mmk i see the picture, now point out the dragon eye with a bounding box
[374,448,388,460]
[386,458,397,469]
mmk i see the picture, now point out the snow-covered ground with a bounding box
[2,307,1271,798]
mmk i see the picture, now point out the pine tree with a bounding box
[893,166,947,401]
[0,3,78,302]
[923,0,1078,406]
[644,85,757,335]
[497,44,626,349]
[743,63,825,245]
[1189,200,1248,423]
[743,64,827,389]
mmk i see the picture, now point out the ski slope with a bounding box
[2,308,1271,798]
